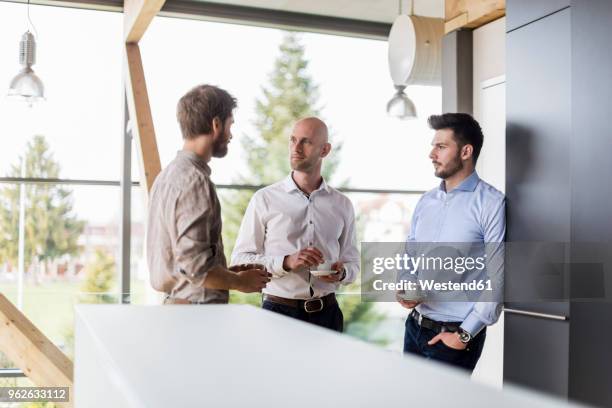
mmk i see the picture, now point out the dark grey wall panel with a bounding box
[504,313,569,397]
[570,0,612,406]
[442,29,472,114]
[569,303,612,406]
[506,1,612,405]
[506,8,571,317]
[506,0,570,32]
[570,1,612,242]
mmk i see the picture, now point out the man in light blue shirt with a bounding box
[398,113,505,372]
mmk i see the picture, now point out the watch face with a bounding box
[459,332,471,343]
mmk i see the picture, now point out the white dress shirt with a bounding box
[231,173,359,299]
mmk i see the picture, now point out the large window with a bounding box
[0,2,441,361]
[139,16,440,190]
[0,4,123,181]
[136,15,442,348]
[0,3,123,363]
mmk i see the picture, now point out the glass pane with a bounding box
[140,17,282,185]
[130,186,162,305]
[0,3,123,181]
[0,183,121,360]
[140,17,441,190]
[343,192,422,349]
[301,32,441,191]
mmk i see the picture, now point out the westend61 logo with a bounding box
[361,242,504,303]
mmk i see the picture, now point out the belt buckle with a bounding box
[304,298,324,313]
[413,311,423,326]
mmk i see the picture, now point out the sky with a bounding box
[0,2,441,224]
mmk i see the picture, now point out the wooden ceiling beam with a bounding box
[124,0,166,43]
[124,43,161,195]
[445,0,505,33]
[123,0,164,196]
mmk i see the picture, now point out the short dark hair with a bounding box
[177,84,237,140]
[428,113,484,163]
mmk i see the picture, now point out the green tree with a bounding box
[223,33,386,344]
[79,249,116,304]
[0,135,84,278]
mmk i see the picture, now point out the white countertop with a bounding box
[74,304,575,408]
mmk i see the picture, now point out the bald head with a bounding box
[289,117,331,174]
[293,117,329,144]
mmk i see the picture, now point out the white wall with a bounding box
[470,17,506,389]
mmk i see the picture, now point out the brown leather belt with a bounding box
[263,293,337,313]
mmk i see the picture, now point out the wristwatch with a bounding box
[458,329,472,344]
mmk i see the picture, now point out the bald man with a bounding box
[231,117,359,331]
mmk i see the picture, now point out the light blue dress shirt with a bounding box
[407,171,505,335]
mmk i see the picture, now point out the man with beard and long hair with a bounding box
[397,113,505,372]
[147,84,270,304]
[231,117,359,331]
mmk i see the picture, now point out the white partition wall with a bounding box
[471,17,506,389]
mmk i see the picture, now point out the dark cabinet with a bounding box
[506,7,571,317]
[569,1,612,406]
[504,313,569,397]
[506,0,612,406]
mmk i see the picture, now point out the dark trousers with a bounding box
[403,314,486,373]
[262,300,344,332]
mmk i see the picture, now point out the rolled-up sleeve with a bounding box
[173,179,219,287]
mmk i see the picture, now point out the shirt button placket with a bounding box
[308,196,314,247]
[436,195,449,241]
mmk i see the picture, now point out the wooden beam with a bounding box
[0,294,73,407]
[124,0,167,43]
[445,0,505,33]
[445,0,467,21]
[124,43,161,195]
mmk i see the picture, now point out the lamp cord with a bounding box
[399,0,415,16]
[26,0,39,37]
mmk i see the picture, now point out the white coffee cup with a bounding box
[311,261,335,277]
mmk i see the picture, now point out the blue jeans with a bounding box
[403,314,486,372]
[262,300,344,332]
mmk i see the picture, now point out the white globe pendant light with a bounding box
[387,1,443,119]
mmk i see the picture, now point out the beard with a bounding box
[434,152,463,179]
[212,124,229,158]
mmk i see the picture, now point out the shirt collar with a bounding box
[282,172,330,194]
[439,171,480,193]
[177,150,211,176]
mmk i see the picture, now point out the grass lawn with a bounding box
[0,282,81,348]
[0,280,146,355]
